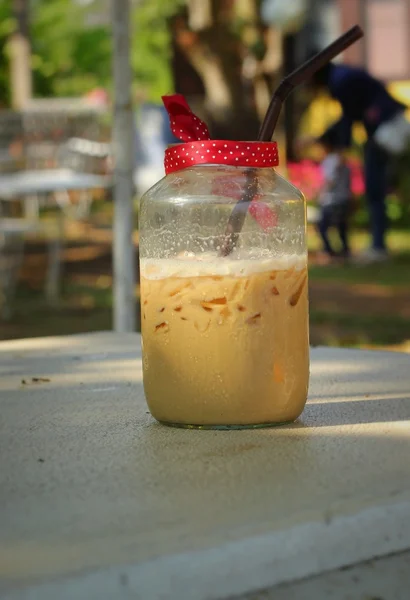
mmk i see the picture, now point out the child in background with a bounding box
[316,129,353,263]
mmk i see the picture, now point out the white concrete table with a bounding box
[0,169,112,200]
[0,333,410,600]
[0,168,112,221]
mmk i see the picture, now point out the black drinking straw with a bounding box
[258,25,363,142]
[220,25,364,257]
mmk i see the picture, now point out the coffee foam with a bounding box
[140,252,306,280]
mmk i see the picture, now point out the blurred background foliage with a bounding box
[0,0,184,102]
[1,0,410,348]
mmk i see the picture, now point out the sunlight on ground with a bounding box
[308,392,410,404]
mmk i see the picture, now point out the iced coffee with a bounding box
[140,253,309,428]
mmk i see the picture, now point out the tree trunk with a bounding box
[10,0,32,109]
[112,0,136,332]
[173,0,261,140]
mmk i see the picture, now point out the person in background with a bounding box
[316,127,352,264]
[301,61,409,263]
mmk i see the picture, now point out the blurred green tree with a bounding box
[30,0,112,97]
[0,0,184,103]
[1,0,273,139]
[0,0,13,106]
[131,0,184,101]
[171,0,272,138]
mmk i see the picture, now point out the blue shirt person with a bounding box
[311,62,406,258]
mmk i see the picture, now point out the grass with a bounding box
[307,226,410,286]
[309,309,410,349]
[308,254,410,287]
[1,283,113,340]
[307,225,410,253]
[307,227,410,349]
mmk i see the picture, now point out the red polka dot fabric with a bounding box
[164,140,279,174]
[248,201,278,230]
[162,94,210,142]
[162,95,279,175]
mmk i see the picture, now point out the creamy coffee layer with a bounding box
[141,254,309,427]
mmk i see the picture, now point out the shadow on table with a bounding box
[289,394,410,428]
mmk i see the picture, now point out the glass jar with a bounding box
[139,163,309,429]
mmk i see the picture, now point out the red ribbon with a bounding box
[162,94,279,231]
[162,94,279,174]
[162,94,211,142]
[164,140,279,175]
